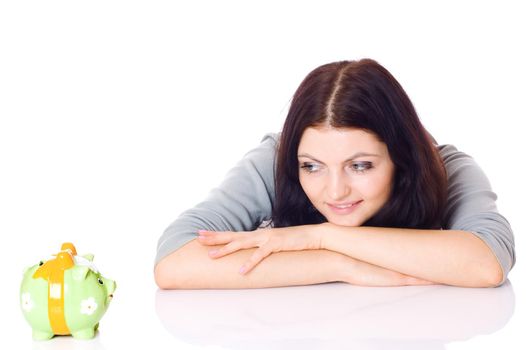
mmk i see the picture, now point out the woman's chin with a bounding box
[326,216,363,227]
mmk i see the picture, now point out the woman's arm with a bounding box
[197,224,500,288]
[438,144,514,285]
[319,224,502,287]
[154,238,432,289]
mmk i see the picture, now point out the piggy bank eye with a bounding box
[39,261,44,266]
[98,278,104,285]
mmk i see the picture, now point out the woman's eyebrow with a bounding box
[345,152,381,161]
[298,152,380,163]
[297,153,325,164]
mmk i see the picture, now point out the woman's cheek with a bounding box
[300,176,324,205]
[365,172,393,202]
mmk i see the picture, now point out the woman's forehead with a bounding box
[298,126,386,155]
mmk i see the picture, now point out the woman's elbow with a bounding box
[154,259,177,290]
[471,258,504,288]
[482,265,504,288]
[154,241,206,289]
[154,252,190,290]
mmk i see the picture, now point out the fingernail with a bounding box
[239,265,247,275]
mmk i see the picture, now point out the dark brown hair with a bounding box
[272,59,447,229]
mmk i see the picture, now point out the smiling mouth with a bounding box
[328,200,362,208]
[327,200,363,214]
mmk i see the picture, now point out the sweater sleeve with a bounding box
[155,133,278,265]
[439,144,515,285]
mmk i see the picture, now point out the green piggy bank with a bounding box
[20,243,116,340]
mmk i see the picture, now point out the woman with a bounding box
[155,59,514,289]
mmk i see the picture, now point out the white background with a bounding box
[1,1,524,349]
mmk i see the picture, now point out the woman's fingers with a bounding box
[199,230,260,258]
[239,247,273,275]
[197,229,278,274]
[197,230,234,245]
[208,240,246,258]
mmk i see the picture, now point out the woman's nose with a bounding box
[327,172,350,201]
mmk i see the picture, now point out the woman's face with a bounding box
[298,126,395,227]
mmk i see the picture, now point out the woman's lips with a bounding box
[327,200,363,215]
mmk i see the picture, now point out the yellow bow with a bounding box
[33,243,77,335]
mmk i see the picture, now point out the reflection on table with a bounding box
[156,281,514,349]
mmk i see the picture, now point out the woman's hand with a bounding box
[197,225,323,275]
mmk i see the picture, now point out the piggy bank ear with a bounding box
[72,266,90,281]
[83,254,94,262]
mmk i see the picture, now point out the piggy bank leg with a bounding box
[32,329,54,341]
[71,327,96,339]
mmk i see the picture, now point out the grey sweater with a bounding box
[156,133,515,284]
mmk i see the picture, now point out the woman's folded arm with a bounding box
[154,238,432,289]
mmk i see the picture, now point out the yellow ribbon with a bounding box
[33,243,76,335]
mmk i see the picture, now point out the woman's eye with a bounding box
[300,162,321,173]
[351,162,373,172]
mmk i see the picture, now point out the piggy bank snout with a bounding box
[98,275,116,300]
[105,279,116,297]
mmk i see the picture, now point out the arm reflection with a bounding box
[155,281,514,349]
